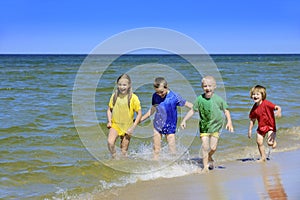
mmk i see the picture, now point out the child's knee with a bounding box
[210,146,217,152]
[267,140,274,146]
[202,146,210,152]
[107,139,114,146]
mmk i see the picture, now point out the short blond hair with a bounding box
[250,85,267,100]
[201,76,216,86]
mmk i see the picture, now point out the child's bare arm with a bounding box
[224,109,234,132]
[140,106,156,122]
[274,105,282,118]
[248,118,255,138]
[106,107,113,128]
[184,101,193,109]
[180,109,195,129]
[134,109,142,124]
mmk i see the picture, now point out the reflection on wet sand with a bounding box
[261,163,287,200]
[203,172,224,199]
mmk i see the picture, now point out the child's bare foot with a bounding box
[256,158,266,163]
[153,153,159,161]
[208,162,214,170]
[201,167,210,173]
[153,156,159,161]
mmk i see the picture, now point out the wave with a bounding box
[0,123,40,134]
[47,126,300,199]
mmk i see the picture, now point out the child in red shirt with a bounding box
[248,85,282,162]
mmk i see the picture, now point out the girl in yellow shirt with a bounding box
[107,74,142,158]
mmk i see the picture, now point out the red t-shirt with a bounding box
[249,100,276,135]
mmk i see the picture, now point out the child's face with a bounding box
[251,92,263,104]
[155,85,168,98]
[202,79,216,98]
[117,78,130,95]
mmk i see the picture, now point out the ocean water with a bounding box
[0,54,300,199]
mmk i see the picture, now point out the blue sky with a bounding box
[0,0,299,54]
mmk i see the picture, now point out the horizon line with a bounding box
[0,53,299,56]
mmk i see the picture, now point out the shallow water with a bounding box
[0,54,299,199]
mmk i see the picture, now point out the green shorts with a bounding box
[200,132,220,138]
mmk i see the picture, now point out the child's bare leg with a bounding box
[166,133,176,156]
[256,133,266,162]
[120,134,131,157]
[107,128,118,158]
[208,136,219,163]
[201,136,210,172]
[153,130,162,160]
[267,131,277,149]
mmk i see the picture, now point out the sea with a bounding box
[1,54,300,199]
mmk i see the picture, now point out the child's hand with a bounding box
[180,121,186,129]
[275,105,282,118]
[275,111,282,118]
[248,131,252,139]
[107,122,112,129]
[226,123,234,132]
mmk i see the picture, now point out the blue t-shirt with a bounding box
[152,90,186,134]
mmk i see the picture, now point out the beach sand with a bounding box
[96,150,300,200]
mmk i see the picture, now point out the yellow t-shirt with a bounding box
[108,93,141,136]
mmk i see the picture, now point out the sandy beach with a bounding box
[96,149,300,200]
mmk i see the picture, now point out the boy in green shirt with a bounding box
[181,76,234,172]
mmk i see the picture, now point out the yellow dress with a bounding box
[108,93,141,136]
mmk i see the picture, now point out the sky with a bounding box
[0,0,299,54]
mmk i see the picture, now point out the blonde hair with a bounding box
[201,75,216,86]
[113,74,132,108]
[250,85,267,100]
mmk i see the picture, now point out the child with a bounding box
[107,74,142,158]
[180,75,234,172]
[141,77,193,160]
[248,85,282,162]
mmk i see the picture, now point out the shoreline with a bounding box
[96,149,300,200]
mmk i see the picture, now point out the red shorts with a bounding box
[257,126,275,137]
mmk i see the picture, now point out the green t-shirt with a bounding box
[193,93,228,133]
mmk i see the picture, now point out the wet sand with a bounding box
[97,150,300,200]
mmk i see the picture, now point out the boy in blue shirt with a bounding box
[141,77,193,160]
